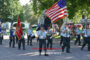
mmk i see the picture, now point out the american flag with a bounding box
[45,0,68,23]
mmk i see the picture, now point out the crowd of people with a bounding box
[60,24,90,53]
[0,24,90,56]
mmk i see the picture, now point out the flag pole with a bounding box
[60,17,67,30]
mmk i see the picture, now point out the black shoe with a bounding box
[81,48,83,51]
[78,44,81,46]
[23,48,26,50]
[44,54,49,56]
[30,44,32,46]
[66,51,71,53]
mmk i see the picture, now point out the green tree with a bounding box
[0,0,24,22]
[32,0,90,21]
[23,4,38,25]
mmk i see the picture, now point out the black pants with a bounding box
[37,37,39,42]
[18,38,25,50]
[88,37,90,51]
[39,39,47,54]
[75,35,81,45]
[27,35,32,45]
[0,37,2,45]
[47,36,52,49]
[62,37,70,53]
[60,36,63,46]
[81,37,88,50]
[9,37,15,48]
[16,36,18,43]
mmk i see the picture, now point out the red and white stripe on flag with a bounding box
[45,2,68,23]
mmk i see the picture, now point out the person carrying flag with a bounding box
[18,30,25,50]
[62,26,71,53]
[15,16,25,50]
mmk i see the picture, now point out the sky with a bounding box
[19,0,30,5]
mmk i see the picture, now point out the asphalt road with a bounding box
[0,36,90,60]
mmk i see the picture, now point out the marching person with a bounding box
[46,27,53,49]
[38,26,48,56]
[86,25,90,51]
[0,19,2,45]
[9,27,15,48]
[81,26,88,50]
[27,27,33,46]
[62,26,71,53]
[0,32,2,45]
[18,32,25,50]
[0,25,2,45]
[74,26,81,46]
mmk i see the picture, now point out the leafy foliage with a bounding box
[0,0,24,22]
[23,4,38,25]
[32,0,90,23]
[0,0,90,25]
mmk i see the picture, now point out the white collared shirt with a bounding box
[61,28,67,37]
[27,29,32,35]
[82,29,88,37]
[38,30,46,39]
[87,29,90,37]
